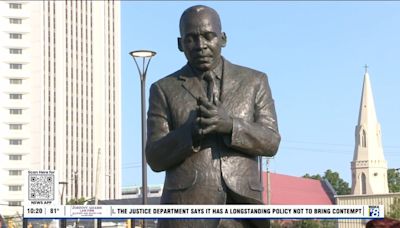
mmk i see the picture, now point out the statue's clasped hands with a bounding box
[195,97,233,136]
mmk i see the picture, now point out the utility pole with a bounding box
[73,171,79,227]
[259,156,263,201]
[94,148,102,228]
[74,171,78,200]
[59,181,68,228]
[266,158,271,205]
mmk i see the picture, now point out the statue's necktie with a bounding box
[204,72,219,104]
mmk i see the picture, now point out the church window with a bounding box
[361,130,367,147]
[361,173,367,194]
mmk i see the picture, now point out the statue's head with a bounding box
[178,5,227,72]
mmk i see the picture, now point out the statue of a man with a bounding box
[146,5,281,227]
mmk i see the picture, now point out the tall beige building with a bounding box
[351,68,388,195]
[0,0,121,215]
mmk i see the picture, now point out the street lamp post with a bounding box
[129,50,156,207]
[58,181,68,204]
[58,181,68,228]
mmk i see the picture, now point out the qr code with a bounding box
[28,173,55,201]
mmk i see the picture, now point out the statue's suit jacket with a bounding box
[146,58,280,227]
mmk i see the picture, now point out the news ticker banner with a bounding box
[24,205,383,219]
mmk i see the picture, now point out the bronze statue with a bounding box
[146,5,280,228]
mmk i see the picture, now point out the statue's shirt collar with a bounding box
[188,58,223,80]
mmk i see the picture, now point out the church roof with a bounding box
[263,172,335,205]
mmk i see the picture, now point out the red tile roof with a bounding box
[262,172,334,205]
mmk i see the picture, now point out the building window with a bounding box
[9,33,22,39]
[10,78,23,84]
[9,94,23,99]
[9,18,22,24]
[10,63,22,69]
[9,185,22,191]
[9,139,22,145]
[9,155,22,160]
[9,3,22,9]
[9,170,22,176]
[10,48,22,54]
[10,109,22,115]
[10,124,22,130]
[8,201,22,206]
[361,173,367,194]
[362,130,367,147]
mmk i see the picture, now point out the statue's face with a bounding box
[179,11,226,72]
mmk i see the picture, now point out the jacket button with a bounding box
[218,187,223,192]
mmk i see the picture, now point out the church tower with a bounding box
[351,67,388,195]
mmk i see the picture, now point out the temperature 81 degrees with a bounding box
[50,208,60,214]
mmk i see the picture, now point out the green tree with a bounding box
[323,169,351,195]
[293,220,320,228]
[388,197,400,219]
[271,220,337,228]
[319,219,337,228]
[303,173,322,180]
[270,221,283,228]
[388,169,400,193]
[303,169,350,195]
[66,197,87,205]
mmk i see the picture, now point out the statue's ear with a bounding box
[177,37,183,52]
[221,32,227,47]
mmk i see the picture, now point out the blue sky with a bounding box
[121,1,400,187]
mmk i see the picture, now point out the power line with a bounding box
[279,146,399,155]
[283,139,400,149]
[283,140,352,147]
[122,164,141,169]
[122,162,141,166]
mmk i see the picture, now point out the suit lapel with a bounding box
[220,59,239,104]
[178,60,240,103]
[178,65,206,100]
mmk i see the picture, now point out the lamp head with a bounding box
[129,50,156,58]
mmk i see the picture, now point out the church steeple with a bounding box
[356,65,378,132]
[351,67,388,195]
